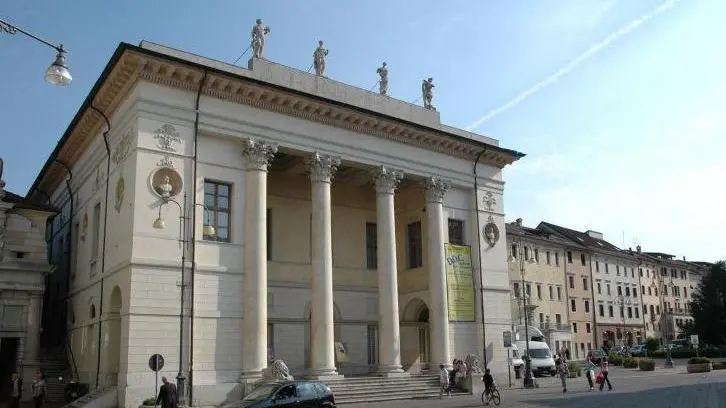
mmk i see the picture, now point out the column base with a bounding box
[307,368,342,381]
[376,365,407,377]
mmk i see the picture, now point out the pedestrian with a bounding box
[10,373,22,408]
[565,348,571,361]
[584,352,597,391]
[156,376,179,408]
[439,364,450,398]
[599,356,612,391]
[31,371,46,408]
[557,359,569,393]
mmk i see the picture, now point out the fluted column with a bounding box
[23,294,43,363]
[424,176,451,367]
[307,152,341,378]
[240,138,277,380]
[373,167,406,376]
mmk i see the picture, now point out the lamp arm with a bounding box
[0,19,64,52]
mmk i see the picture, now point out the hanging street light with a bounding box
[1,18,72,86]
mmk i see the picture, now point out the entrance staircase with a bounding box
[326,372,469,405]
[39,346,73,402]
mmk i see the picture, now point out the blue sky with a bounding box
[1,0,723,261]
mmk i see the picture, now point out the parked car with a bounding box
[630,344,648,357]
[224,380,336,408]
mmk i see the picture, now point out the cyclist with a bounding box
[482,368,495,405]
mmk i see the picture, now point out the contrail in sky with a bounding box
[466,0,682,131]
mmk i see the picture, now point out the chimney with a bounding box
[585,230,603,240]
[636,245,641,254]
[516,218,522,227]
[683,256,686,261]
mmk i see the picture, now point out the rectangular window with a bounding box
[627,307,633,319]
[546,251,551,265]
[625,287,630,296]
[605,264,609,274]
[549,286,554,300]
[586,323,591,333]
[511,244,517,259]
[367,325,378,365]
[584,300,590,313]
[447,219,464,245]
[617,286,622,296]
[557,286,562,301]
[599,304,604,317]
[365,222,377,269]
[513,282,520,298]
[616,265,620,275]
[91,202,101,259]
[536,284,542,300]
[596,261,600,272]
[555,314,562,325]
[526,283,531,296]
[570,299,576,312]
[608,306,614,317]
[406,221,423,268]
[568,276,574,289]
[203,181,231,242]
[583,277,588,290]
[633,288,638,297]
[555,252,560,266]
[534,249,539,263]
[597,282,602,294]
[567,251,573,264]
[635,308,639,319]
[606,284,611,295]
[573,322,578,333]
[580,253,586,266]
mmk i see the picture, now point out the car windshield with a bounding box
[526,349,551,359]
[243,384,278,401]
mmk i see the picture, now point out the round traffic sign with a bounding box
[149,354,165,372]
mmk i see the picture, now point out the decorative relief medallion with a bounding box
[372,166,403,194]
[241,138,278,171]
[153,124,182,152]
[306,152,341,183]
[92,166,105,193]
[482,191,497,212]
[81,213,88,241]
[150,167,183,199]
[423,176,451,203]
[114,176,125,213]
[157,155,174,168]
[111,128,133,165]
[483,214,500,248]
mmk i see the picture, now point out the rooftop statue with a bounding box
[422,77,435,110]
[376,62,388,95]
[251,19,271,59]
[313,41,329,77]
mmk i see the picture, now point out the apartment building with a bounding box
[539,223,645,348]
[506,219,574,356]
[638,253,664,340]
[644,253,698,341]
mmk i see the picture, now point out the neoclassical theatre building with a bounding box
[31,41,523,407]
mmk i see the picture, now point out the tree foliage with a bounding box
[688,261,726,346]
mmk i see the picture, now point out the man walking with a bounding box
[155,377,178,408]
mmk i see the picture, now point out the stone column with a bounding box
[373,166,406,376]
[424,176,451,367]
[24,294,43,364]
[240,138,277,380]
[307,152,341,379]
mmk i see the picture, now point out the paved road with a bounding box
[344,365,726,408]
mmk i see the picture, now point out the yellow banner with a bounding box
[445,244,476,321]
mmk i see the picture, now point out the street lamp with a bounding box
[153,192,215,405]
[663,281,675,368]
[509,241,536,389]
[0,18,72,86]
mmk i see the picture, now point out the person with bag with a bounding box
[584,353,597,391]
[598,356,612,391]
[556,358,569,393]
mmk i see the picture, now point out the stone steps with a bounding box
[326,374,469,405]
[40,347,73,402]
[61,386,114,408]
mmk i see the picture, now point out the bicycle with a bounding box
[481,385,501,406]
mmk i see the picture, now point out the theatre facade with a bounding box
[31,41,523,407]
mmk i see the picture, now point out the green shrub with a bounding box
[638,358,655,371]
[567,361,582,376]
[712,361,726,370]
[622,357,638,368]
[142,398,157,406]
[687,357,712,364]
[607,353,623,366]
[644,338,659,355]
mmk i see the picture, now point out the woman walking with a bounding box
[557,358,569,393]
[584,352,597,391]
[599,356,612,391]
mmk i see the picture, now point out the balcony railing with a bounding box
[543,322,571,331]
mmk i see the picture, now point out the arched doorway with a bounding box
[402,298,430,368]
[105,286,122,386]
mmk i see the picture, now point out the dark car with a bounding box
[590,349,607,364]
[630,344,647,357]
[225,380,336,408]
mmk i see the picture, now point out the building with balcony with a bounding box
[0,169,55,399]
[538,223,645,348]
[27,41,524,408]
[638,253,663,340]
[505,219,574,357]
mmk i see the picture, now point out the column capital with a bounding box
[423,176,451,203]
[373,166,404,194]
[242,138,278,171]
[307,152,341,183]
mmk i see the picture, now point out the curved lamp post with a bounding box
[0,18,72,86]
[152,190,215,406]
[508,242,536,389]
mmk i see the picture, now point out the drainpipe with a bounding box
[89,105,111,390]
[188,69,207,406]
[472,148,488,369]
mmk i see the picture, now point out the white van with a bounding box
[509,344,524,372]
[516,340,556,376]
